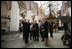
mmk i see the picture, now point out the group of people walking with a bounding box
[21,18,53,46]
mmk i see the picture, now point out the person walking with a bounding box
[44,19,49,46]
[49,20,53,38]
[22,19,30,44]
[22,19,26,40]
[32,20,39,41]
[40,20,45,42]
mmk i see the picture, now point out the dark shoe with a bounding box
[45,44,49,46]
[34,39,36,41]
[23,39,25,40]
[41,39,44,42]
[37,39,39,41]
[37,38,39,41]
[25,42,29,44]
[30,38,32,40]
[51,36,53,38]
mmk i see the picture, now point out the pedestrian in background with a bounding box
[22,18,30,44]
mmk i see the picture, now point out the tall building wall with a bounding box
[10,1,20,31]
[1,1,11,32]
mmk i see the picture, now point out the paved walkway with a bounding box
[1,31,69,48]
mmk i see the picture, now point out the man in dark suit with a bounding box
[22,19,26,40]
[40,20,45,42]
[33,20,39,41]
[22,19,30,44]
[27,19,31,35]
[25,20,31,44]
[49,20,53,38]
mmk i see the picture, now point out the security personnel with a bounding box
[27,20,31,36]
[33,21,39,41]
[40,20,45,42]
[22,19,29,44]
[49,20,53,38]
[22,19,26,40]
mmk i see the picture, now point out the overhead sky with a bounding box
[34,1,62,15]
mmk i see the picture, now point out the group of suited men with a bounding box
[21,18,53,46]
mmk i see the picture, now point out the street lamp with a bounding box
[43,1,60,16]
[47,3,52,15]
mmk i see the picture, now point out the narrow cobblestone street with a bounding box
[1,31,69,48]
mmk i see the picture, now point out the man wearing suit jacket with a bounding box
[49,20,53,38]
[32,20,39,41]
[40,20,45,42]
[22,19,30,44]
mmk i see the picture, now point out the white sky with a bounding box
[34,1,62,15]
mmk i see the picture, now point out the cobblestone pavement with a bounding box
[1,31,69,48]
